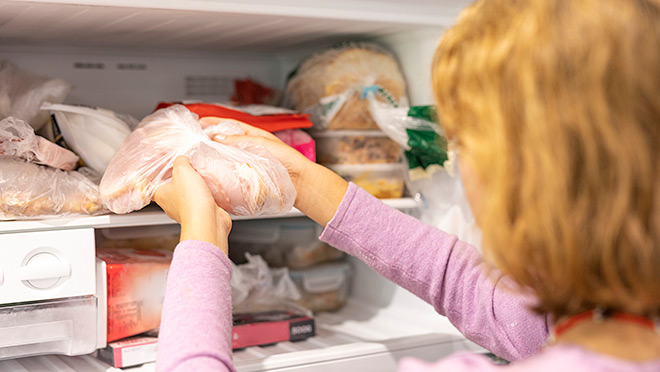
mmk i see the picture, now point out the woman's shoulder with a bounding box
[398,346,660,372]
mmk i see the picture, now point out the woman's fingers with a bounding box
[201,116,281,141]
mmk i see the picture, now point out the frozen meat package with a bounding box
[0,116,79,170]
[285,42,408,130]
[0,155,106,219]
[100,105,296,216]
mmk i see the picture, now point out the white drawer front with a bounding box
[0,229,96,304]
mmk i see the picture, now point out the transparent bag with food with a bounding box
[0,60,73,131]
[0,155,106,220]
[0,116,79,171]
[284,42,408,130]
[99,105,296,216]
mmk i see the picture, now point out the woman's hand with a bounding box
[203,117,348,227]
[153,156,232,253]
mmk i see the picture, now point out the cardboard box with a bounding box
[96,247,172,342]
[232,311,315,349]
[97,336,158,368]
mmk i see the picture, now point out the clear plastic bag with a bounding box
[0,116,79,171]
[231,253,308,315]
[40,103,136,174]
[368,99,483,248]
[284,42,408,130]
[100,105,296,216]
[0,155,106,220]
[0,60,72,130]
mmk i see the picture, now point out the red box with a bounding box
[96,247,172,342]
[232,311,315,349]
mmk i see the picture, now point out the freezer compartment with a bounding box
[0,228,96,305]
[0,295,98,360]
[110,257,479,372]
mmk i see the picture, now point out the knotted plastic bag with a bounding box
[100,105,296,216]
[0,116,79,171]
[284,42,408,130]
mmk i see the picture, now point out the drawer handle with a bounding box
[19,262,71,282]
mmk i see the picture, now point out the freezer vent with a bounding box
[73,62,105,70]
[185,76,232,97]
[117,63,147,71]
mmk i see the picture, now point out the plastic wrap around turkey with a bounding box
[0,116,79,171]
[99,105,296,216]
[0,155,105,220]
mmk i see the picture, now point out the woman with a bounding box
[154,0,660,370]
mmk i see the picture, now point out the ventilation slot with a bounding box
[73,62,105,70]
[185,76,232,97]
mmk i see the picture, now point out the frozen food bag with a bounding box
[100,105,296,216]
[368,100,449,179]
[40,103,136,174]
[0,116,79,170]
[0,155,106,219]
[284,42,408,130]
[0,60,72,131]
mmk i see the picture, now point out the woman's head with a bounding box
[432,0,660,319]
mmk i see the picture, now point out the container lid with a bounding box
[310,130,389,138]
[289,261,351,293]
[325,163,405,174]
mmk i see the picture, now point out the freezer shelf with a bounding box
[120,298,481,372]
[0,198,418,234]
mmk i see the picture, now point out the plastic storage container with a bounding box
[288,261,351,313]
[229,217,344,268]
[313,130,401,164]
[326,163,405,199]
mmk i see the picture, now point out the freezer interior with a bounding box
[0,1,486,369]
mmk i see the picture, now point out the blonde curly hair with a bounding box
[432,0,660,319]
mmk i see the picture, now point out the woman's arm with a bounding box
[153,157,235,372]
[320,183,549,361]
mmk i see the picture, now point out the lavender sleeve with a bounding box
[319,183,549,361]
[156,240,236,372]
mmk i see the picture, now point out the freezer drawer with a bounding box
[0,295,98,360]
[0,229,96,304]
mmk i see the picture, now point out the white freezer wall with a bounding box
[0,46,285,119]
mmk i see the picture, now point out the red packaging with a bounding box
[97,336,158,368]
[154,102,313,132]
[96,247,172,342]
[232,311,315,349]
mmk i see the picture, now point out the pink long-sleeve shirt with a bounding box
[156,183,660,371]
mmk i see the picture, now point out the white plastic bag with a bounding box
[231,253,306,315]
[40,103,136,174]
[0,116,79,170]
[0,60,72,130]
[285,42,408,130]
[100,105,296,216]
[0,155,106,220]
